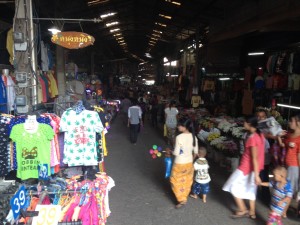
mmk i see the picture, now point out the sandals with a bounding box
[189,194,198,199]
[231,210,249,219]
[249,214,256,219]
[175,201,187,209]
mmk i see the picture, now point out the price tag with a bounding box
[10,185,27,219]
[32,205,61,225]
[38,164,48,180]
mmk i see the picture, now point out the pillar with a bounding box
[56,46,66,95]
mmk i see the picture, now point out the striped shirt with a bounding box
[269,180,293,215]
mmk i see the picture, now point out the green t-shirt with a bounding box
[10,123,54,180]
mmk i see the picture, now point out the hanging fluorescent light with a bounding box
[120,42,127,45]
[165,0,181,6]
[155,22,167,27]
[106,21,119,27]
[277,104,300,110]
[159,14,172,19]
[219,78,230,80]
[153,29,162,34]
[152,33,161,37]
[118,40,125,43]
[110,28,120,32]
[248,52,264,56]
[100,12,116,19]
[188,45,193,49]
[48,27,61,34]
[113,33,122,37]
[150,37,158,41]
[180,49,183,52]
[116,37,124,40]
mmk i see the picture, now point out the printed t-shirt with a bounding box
[191,95,201,108]
[164,107,178,128]
[285,135,300,167]
[239,133,265,175]
[194,158,211,184]
[269,180,293,215]
[10,123,54,180]
[128,106,142,124]
[60,109,104,166]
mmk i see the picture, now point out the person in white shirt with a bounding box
[164,100,178,147]
[190,147,211,203]
[168,118,198,209]
[128,99,142,144]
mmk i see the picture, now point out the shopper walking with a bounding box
[128,99,142,144]
[120,95,131,124]
[222,116,265,219]
[280,114,300,217]
[169,118,198,209]
[164,100,178,147]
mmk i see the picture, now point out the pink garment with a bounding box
[239,133,265,175]
[63,196,80,222]
[38,77,47,103]
[50,119,60,167]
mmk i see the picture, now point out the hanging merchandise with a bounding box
[0,74,7,113]
[0,114,13,177]
[41,41,49,71]
[9,115,55,180]
[60,101,104,167]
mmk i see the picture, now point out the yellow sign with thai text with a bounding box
[51,32,95,49]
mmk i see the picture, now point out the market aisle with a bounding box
[104,115,298,225]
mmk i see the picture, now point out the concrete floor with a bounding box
[105,116,299,225]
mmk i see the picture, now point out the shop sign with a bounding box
[32,205,61,225]
[51,32,95,49]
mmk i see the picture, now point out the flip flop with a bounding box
[231,211,249,219]
[189,194,198,199]
[249,214,256,219]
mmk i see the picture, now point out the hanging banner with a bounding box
[51,32,95,49]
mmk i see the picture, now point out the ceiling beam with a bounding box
[209,2,300,43]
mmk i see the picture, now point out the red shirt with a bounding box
[285,135,300,167]
[239,133,265,175]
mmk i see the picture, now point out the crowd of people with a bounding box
[116,84,299,225]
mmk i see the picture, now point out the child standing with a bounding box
[259,166,293,225]
[190,147,211,203]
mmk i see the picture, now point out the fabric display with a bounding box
[60,101,104,167]
[37,70,59,103]
[4,174,115,225]
[0,73,16,113]
[40,41,54,71]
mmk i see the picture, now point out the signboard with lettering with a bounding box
[10,185,27,219]
[51,32,95,49]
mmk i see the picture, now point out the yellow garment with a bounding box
[102,130,108,156]
[6,28,14,65]
[47,71,59,97]
[170,163,194,202]
[163,124,167,137]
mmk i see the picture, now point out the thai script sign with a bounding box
[51,32,95,49]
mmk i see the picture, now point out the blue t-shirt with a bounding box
[269,180,293,215]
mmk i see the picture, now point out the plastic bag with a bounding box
[164,157,173,178]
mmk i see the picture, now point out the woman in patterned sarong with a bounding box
[169,118,198,208]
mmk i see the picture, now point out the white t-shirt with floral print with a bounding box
[60,109,104,166]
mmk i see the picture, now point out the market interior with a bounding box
[1,0,300,225]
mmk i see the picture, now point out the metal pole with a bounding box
[32,17,102,23]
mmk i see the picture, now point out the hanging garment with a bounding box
[47,71,59,97]
[0,122,9,176]
[6,75,16,111]
[10,122,54,179]
[60,109,104,166]
[0,76,7,113]
[38,76,47,103]
[6,28,14,65]
[41,41,49,71]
